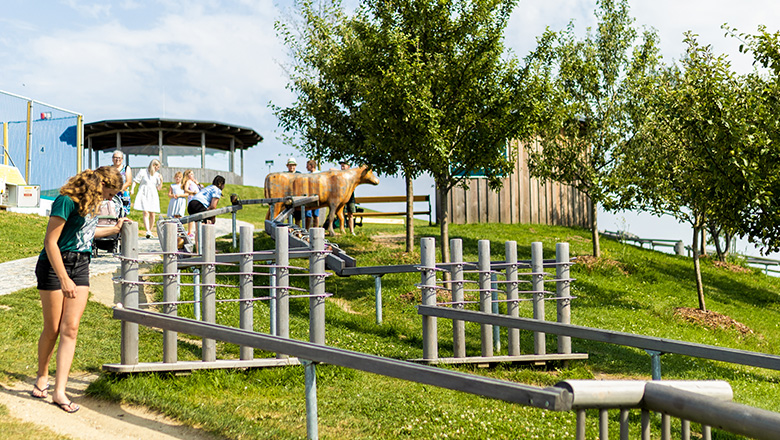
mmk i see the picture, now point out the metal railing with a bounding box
[112,306,780,439]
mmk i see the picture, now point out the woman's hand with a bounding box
[60,275,78,298]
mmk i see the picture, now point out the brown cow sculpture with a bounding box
[264,165,380,235]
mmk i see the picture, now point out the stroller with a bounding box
[93,194,123,257]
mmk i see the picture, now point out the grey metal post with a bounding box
[641,409,650,440]
[681,420,691,440]
[450,239,466,358]
[478,240,493,357]
[421,237,438,360]
[661,413,670,440]
[556,243,571,355]
[575,409,586,440]
[619,409,629,440]
[531,242,546,355]
[202,224,216,362]
[232,211,238,249]
[674,240,685,256]
[309,228,326,345]
[240,225,255,360]
[505,241,520,356]
[374,275,383,325]
[599,408,609,440]
[269,263,277,336]
[303,360,319,440]
[276,226,290,359]
[702,425,711,440]
[162,223,178,363]
[492,272,500,353]
[120,221,139,365]
[193,268,201,321]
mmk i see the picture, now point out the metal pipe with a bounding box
[619,409,629,440]
[450,239,465,358]
[531,242,546,355]
[193,268,201,321]
[505,241,520,356]
[575,409,586,440]
[555,380,732,408]
[491,272,500,353]
[478,240,492,357]
[120,220,139,365]
[599,408,609,440]
[644,382,780,440]
[162,223,178,363]
[309,228,326,345]
[239,225,254,360]
[275,225,289,359]
[201,224,216,362]
[556,243,571,355]
[421,237,438,360]
[303,360,319,440]
[269,263,277,336]
[374,275,382,325]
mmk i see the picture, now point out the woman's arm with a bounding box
[121,167,133,192]
[95,217,130,239]
[168,184,175,199]
[208,197,220,210]
[43,216,76,297]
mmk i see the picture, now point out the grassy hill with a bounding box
[2,184,779,439]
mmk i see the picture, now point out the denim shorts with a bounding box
[35,251,91,290]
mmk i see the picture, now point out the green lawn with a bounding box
[2,185,780,439]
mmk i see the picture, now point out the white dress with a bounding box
[133,169,162,213]
[167,183,186,217]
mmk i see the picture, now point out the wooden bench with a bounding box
[353,195,432,225]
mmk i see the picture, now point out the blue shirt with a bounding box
[192,185,222,209]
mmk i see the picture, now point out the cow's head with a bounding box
[359,166,380,186]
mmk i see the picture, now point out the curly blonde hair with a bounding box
[60,166,122,216]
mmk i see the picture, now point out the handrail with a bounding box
[112,306,572,411]
[417,306,780,371]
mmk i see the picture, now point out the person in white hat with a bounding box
[286,157,298,172]
[285,157,302,225]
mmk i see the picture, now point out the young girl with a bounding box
[180,169,201,238]
[167,171,187,218]
[32,166,129,413]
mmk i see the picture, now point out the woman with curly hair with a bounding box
[32,166,130,413]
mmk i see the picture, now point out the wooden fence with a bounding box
[447,138,591,227]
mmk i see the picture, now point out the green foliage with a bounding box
[274,0,548,259]
[526,0,660,257]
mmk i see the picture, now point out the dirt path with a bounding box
[1,269,222,440]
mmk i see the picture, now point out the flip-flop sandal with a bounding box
[52,400,80,413]
[30,383,49,399]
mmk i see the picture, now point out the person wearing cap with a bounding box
[285,158,302,225]
[340,161,356,235]
[286,157,298,173]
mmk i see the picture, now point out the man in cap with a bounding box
[286,157,298,173]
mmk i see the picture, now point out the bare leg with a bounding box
[150,212,156,236]
[39,286,89,407]
[36,289,64,393]
[143,211,152,236]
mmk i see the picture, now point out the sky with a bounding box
[2,0,779,258]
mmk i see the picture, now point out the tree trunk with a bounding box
[438,183,450,265]
[405,172,414,253]
[590,199,600,258]
[692,225,707,311]
[708,225,725,262]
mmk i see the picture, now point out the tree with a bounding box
[275,0,541,261]
[526,0,659,258]
[615,34,752,311]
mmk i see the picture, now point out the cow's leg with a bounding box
[336,206,346,234]
[326,207,336,236]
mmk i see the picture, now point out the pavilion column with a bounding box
[159,129,164,166]
[229,137,235,174]
[201,131,206,170]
